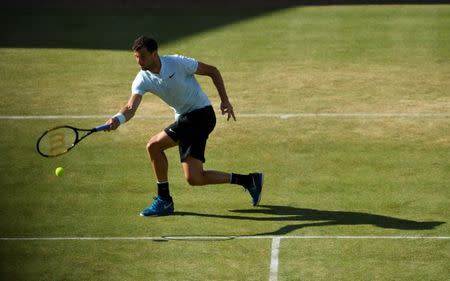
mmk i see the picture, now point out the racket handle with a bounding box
[94,124,112,131]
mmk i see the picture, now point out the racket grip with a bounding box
[94,124,112,131]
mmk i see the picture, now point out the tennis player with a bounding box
[106,36,263,216]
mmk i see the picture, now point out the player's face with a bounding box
[134,48,156,71]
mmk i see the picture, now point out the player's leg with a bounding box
[146,130,177,182]
[181,156,231,186]
[181,156,263,206]
[141,130,177,217]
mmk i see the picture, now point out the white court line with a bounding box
[1,235,449,241]
[0,112,449,120]
[269,237,281,281]
[240,113,450,119]
[2,235,448,281]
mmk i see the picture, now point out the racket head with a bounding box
[36,126,79,157]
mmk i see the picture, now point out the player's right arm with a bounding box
[107,94,142,130]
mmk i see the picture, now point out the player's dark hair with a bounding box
[132,36,158,53]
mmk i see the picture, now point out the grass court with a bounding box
[0,4,449,280]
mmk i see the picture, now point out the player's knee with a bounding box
[146,137,160,154]
[185,173,204,186]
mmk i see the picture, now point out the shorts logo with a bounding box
[169,72,175,78]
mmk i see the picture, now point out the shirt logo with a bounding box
[169,72,175,78]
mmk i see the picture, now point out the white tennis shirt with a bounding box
[131,54,211,119]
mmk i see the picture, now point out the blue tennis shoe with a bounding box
[244,173,264,206]
[140,196,174,217]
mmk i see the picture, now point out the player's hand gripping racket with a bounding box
[36,124,111,157]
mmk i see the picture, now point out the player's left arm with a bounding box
[196,62,236,121]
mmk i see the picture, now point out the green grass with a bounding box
[0,240,270,281]
[1,5,449,281]
[282,239,450,280]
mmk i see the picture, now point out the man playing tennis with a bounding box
[106,36,263,216]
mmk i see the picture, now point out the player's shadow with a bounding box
[175,205,444,236]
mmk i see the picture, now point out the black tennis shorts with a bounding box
[164,106,216,163]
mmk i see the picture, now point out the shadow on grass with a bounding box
[0,8,287,51]
[176,205,445,236]
[1,1,446,51]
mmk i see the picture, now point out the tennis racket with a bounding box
[36,124,111,157]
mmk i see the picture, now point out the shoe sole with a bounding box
[140,210,174,217]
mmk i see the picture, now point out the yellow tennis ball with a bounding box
[55,167,64,177]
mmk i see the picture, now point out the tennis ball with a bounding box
[55,167,64,177]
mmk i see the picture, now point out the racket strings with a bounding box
[48,130,69,154]
[38,128,77,156]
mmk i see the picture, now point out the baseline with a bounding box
[1,235,449,241]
